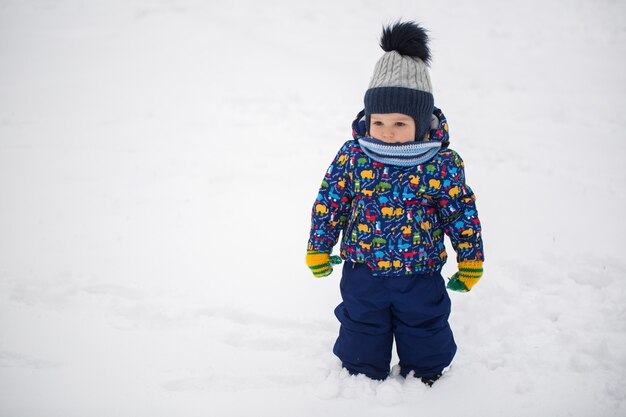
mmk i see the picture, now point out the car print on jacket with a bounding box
[307,108,484,276]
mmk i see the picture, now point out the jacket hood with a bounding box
[351,106,450,148]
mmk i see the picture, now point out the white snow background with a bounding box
[1,0,625,416]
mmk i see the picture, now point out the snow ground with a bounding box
[1,0,625,416]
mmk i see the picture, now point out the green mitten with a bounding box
[447,260,483,292]
[306,251,342,278]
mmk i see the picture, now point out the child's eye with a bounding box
[395,122,406,127]
[373,121,383,126]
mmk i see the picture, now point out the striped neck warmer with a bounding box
[351,108,448,167]
[358,137,441,167]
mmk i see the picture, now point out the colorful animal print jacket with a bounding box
[307,108,484,276]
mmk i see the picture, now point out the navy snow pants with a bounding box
[333,261,456,380]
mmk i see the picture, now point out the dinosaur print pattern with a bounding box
[307,109,484,276]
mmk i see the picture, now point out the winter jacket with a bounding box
[307,108,484,276]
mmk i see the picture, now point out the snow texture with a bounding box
[1,0,625,416]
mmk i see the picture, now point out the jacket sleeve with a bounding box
[307,142,355,254]
[436,151,484,263]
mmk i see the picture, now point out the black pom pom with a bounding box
[380,21,431,64]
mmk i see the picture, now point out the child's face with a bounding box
[369,113,416,143]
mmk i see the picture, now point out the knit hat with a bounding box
[364,21,434,141]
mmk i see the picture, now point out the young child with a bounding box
[306,21,484,386]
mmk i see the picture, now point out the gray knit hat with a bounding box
[364,22,434,141]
